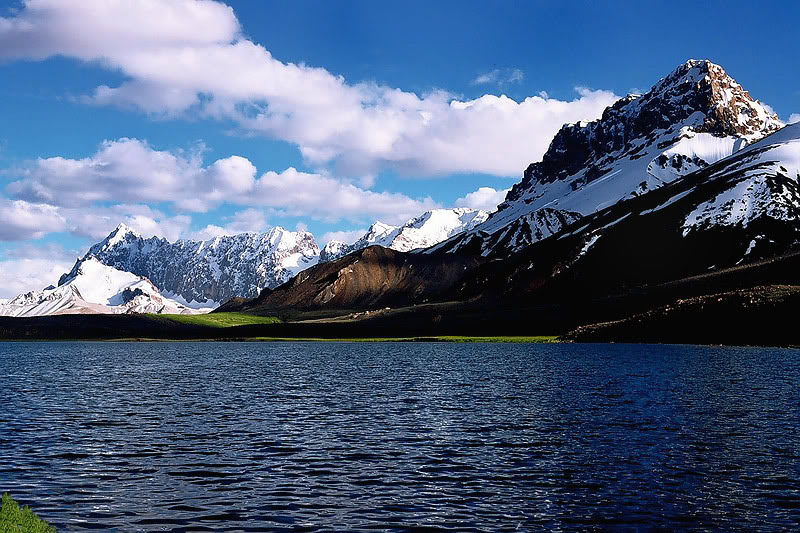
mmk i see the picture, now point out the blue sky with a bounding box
[0,0,798,296]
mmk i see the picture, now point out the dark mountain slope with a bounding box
[221,246,483,314]
[457,123,800,306]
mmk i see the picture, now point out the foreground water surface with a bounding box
[1,341,799,531]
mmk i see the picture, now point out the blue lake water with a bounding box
[1,341,799,531]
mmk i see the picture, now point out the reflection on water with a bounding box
[1,341,799,531]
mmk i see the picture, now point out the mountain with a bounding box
[55,208,487,309]
[0,257,203,317]
[226,121,800,328]
[221,60,800,325]
[223,245,483,313]
[62,225,321,305]
[453,121,800,305]
[435,60,783,257]
[320,208,489,262]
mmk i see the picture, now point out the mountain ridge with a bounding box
[320,208,489,262]
[435,59,783,258]
[220,61,800,322]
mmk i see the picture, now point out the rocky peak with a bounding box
[648,59,781,138]
[503,59,782,203]
[101,222,140,248]
[319,240,349,263]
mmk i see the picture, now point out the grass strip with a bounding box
[0,493,56,533]
[106,335,561,343]
[145,312,281,328]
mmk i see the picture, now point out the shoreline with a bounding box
[0,335,561,343]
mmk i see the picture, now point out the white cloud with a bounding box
[8,138,256,213]
[471,68,524,86]
[455,186,511,212]
[123,214,192,242]
[246,167,437,224]
[0,1,618,178]
[0,243,77,298]
[0,0,239,61]
[58,203,191,241]
[0,198,66,240]
[508,69,524,83]
[789,113,800,124]
[472,70,500,85]
[189,208,268,240]
[320,229,368,246]
[7,138,436,226]
[0,191,193,242]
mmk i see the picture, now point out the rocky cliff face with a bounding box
[439,60,783,257]
[61,225,320,305]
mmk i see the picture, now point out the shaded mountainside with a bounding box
[565,285,800,345]
[457,123,800,306]
[222,246,484,313]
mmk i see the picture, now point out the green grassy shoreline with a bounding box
[0,493,55,533]
[144,312,281,328]
[2,335,561,343]
[0,312,563,343]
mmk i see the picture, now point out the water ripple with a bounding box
[1,341,799,531]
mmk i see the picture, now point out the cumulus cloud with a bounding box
[320,228,369,246]
[7,138,256,212]
[0,1,618,178]
[0,198,66,240]
[455,186,511,212]
[4,138,438,237]
[61,203,192,241]
[246,167,437,224]
[0,0,239,61]
[0,243,77,298]
[189,208,269,241]
[789,113,800,124]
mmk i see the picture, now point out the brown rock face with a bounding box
[235,246,483,312]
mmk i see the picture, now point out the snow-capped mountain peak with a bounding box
[99,223,142,250]
[64,226,321,305]
[437,59,785,257]
[643,59,781,140]
[320,208,489,262]
[0,257,203,317]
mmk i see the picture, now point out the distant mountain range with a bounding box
[320,208,489,262]
[1,208,488,316]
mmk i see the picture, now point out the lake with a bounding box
[1,341,799,531]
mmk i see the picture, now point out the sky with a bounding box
[0,0,798,297]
